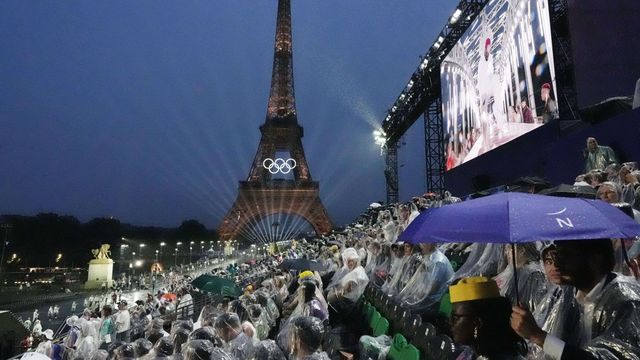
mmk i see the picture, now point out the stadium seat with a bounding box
[438,292,452,318]
[372,316,389,336]
[402,313,422,341]
[427,334,456,360]
[387,333,420,360]
[412,322,436,357]
[369,311,381,333]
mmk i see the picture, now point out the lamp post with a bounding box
[176,242,182,265]
[160,242,166,258]
[139,243,145,259]
[155,249,159,261]
[0,224,12,277]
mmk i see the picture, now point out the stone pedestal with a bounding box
[84,259,114,289]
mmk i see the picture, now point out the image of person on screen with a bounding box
[521,100,534,123]
[477,36,498,152]
[540,83,559,123]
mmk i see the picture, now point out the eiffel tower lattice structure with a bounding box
[218,0,332,241]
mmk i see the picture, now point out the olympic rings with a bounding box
[262,158,297,174]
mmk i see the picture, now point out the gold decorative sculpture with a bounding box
[91,244,111,260]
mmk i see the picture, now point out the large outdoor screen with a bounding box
[441,0,558,170]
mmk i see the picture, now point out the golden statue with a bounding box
[91,244,111,260]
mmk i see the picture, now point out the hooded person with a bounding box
[384,244,422,296]
[64,315,81,349]
[35,329,54,357]
[214,312,256,359]
[326,248,369,324]
[254,339,287,360]
[288,316,330,360]
[493,243,547,313]
[371,244,392,286]
[181,339,233,360]
[132,338,153,358]
[363,241,381,277]
[247,304,270,341]
[74,318,98,359]
[290,281,329,323]
[32,320,42,336]
[453,243,505,279]
[395,243,455,313]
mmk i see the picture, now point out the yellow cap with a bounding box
[299,270,314,280]
[330,245,339,253]
[449,276,501,303]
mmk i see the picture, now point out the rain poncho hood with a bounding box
[395,248,454,311]
[337,248,369,302]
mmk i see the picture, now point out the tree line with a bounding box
[0,214,218,268]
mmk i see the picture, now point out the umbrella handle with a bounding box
[511,244,520,306]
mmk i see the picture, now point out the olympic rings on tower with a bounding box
[262,158,297,175]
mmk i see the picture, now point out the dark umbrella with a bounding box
[399,192,640,302]
[538,184,597,199]
[191,274,216,289]
[279,258,328,272]
[192,276,242,298]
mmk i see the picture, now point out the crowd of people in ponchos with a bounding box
[21,173,640,359]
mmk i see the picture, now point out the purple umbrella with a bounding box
[399,192,640,302]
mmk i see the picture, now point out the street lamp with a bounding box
[189,246,193,263]
[139,243,145,259]
[0,224,12,276]
[174,248,179,266]
[155,249,159,261]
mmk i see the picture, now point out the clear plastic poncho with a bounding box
[529,285,581,359]
[577,274,640,359]
[385,252,423,297]
[494,262,547,312]
[224,330,257,360]
[395,249,455,312]
[74,318,98,360]
[253,339,286,360]
[337,248,369,302]
[181,340,232,360]
[453,243,505,279]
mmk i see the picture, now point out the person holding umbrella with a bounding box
[511,239,640,359]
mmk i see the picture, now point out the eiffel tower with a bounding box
[218,0,332,241]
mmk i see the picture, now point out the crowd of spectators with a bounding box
[16,136,640,360]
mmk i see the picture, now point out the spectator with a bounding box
[530,244,581,359]
[98,305,116,348]
[494,244,547,313]
[449,277,527,359]
[214,312,256,359]
[511,239,640,359]
[396,243,455,313]
[596,182,640,222]
[288,316,330,360]
[584,137,618,172]
[114,301,131,342]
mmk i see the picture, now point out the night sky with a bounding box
[0,1,452,229]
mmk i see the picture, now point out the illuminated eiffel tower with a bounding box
[218,0,332,241]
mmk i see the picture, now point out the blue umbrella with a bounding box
[399,192,640,302]
[400,192,640,244]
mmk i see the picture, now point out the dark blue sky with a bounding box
[0,1,452,228]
